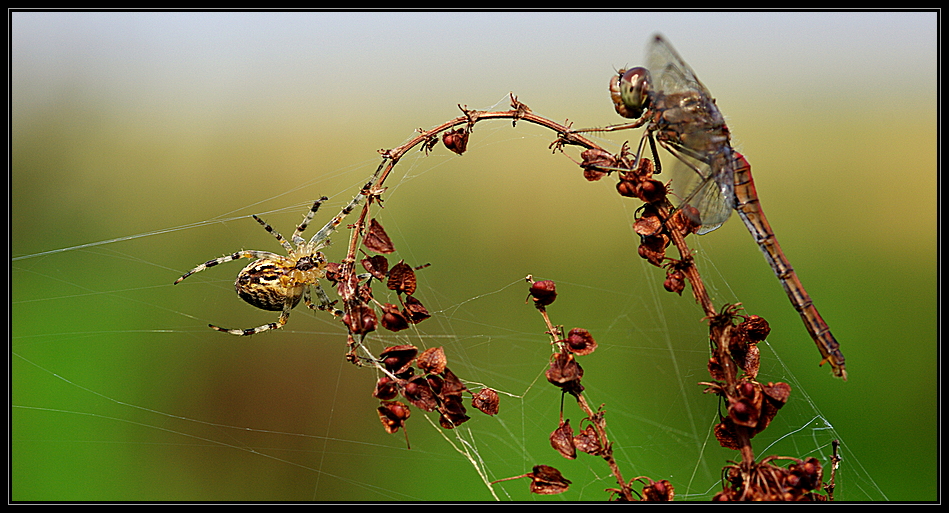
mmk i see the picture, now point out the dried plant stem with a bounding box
[532,289,632,501]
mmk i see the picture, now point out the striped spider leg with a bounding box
[174,196,351,336]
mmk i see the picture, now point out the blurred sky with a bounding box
[11,10,938,502]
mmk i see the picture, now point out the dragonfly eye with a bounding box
[611,67,651,119]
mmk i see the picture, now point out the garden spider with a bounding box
[174,195,361,336]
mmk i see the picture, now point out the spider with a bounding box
[174,195,362,336]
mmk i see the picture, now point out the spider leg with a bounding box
[252,214,294,254]
[209,293,296,336]
[304,283,343,317]
[308,190,368,249]
[174,250,284,284]
[291,197,328,245]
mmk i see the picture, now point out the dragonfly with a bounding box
[606,34,846,380]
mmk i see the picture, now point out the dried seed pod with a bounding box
[663,269,686,295]
[565,328,597,355]
[740,315,771,342]
[442,128,469,155]
[402,295,430,324]
[372,375,400,400]
[342,302,377,335]
[377,400,410,434]
[380,303,410,332]
[416,346,447,375]
[528,465,572,495]
[471,387,499,416]
[549,420,577,460]
[361,254,389,280]
[378,344,418,375]
[401,376,439,412]
[639,478,674,502]
[572,423,601,456]
[527,279,557,307]
[437,367,467,397]
[545,350,584,395]
[438,394,470,429]
[387,260,417,295]
[363,218,395,254]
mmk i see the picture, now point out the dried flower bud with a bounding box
[471,387,499,416]
[363,218,395,254]
[707,356,726,381]
[528,279,557,307]
[323,262,341,284]
[565,327,597,355]
[616,177,639,198]
[638,234,669,267]
[579,148,618,181]
[633,212,663,237]
[729,397,758,427]
[714,418,741,450]
[442,128,469,155]
[437,367,467,397]
[437,392,470,429]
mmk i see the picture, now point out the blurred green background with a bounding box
[12,11,936,501]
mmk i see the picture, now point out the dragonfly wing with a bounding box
[646,34,714,99]
[666,147,735,235]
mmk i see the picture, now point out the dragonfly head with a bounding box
[610,67,652,120]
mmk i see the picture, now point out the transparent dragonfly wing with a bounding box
[665,146,735,235]
[646,35,714,100]
[645,34,735,234]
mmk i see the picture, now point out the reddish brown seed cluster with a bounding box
[329,218,431,338]
[372,345,499,446]
[714,456,825,501]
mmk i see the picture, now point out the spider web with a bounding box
[12,104,889,502]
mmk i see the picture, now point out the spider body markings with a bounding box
[174,196,353,336]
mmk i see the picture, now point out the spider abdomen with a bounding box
[235,258,304,312]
